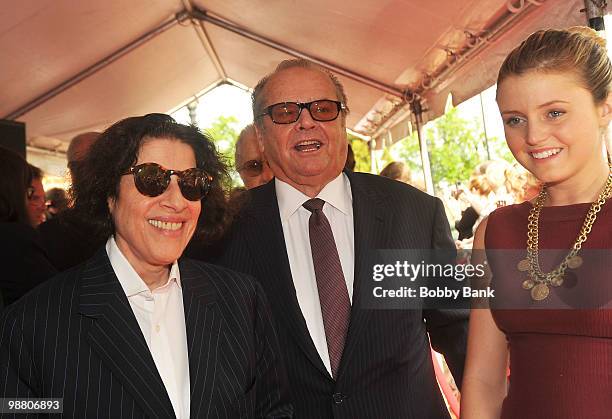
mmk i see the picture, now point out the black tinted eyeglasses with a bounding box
[123,163,212,201]
[236,159,267,177]
[257,99,346,124]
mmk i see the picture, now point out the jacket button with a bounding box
[332,393,344,404]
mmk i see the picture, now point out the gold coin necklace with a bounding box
[517,168,612,301]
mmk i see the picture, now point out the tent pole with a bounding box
[411,98,434,194]
[583,0,606,31]
[4,12,189,120]
[479,92,491,160]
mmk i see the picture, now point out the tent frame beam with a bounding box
[4,11,190,120]
[181,0,228,80]
[188,7,407,99]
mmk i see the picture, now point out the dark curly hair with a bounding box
[70,113,231,243]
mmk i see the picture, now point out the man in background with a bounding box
[38,132,102,271]
[66,131,100,181]
[44,187,69,220]
[235,123,274,189]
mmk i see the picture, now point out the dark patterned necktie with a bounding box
[302,198,350,378]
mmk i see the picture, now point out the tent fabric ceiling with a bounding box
[1,0,589,152]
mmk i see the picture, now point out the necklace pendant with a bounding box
[517,259,530,272]
[567,255,583,269]
[522,279,535,290]
[550,275,564,287]
[531,283,550,301]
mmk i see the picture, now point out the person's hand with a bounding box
[451,188,465,200]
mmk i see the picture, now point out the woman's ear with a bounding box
[598,92,612,127]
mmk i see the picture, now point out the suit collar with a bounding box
[275,173,352,221]
[78,250,220,418]
[105,237,183,298]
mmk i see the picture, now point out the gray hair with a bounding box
[252,59,349,128]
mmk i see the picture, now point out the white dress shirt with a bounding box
[276,173,354,375]
[106,237,190,419]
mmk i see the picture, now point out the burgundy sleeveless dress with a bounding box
[485,200,612,419]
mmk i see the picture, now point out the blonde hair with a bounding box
[468,175,491,196]
[497,26,612,104]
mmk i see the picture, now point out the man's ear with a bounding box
[254,124,265,153]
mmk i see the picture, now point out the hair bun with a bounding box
[568,25,607,49]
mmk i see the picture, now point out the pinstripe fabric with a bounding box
[0,249,292,418]
[215,171,469,419]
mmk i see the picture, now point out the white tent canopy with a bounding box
[1,0,590,157]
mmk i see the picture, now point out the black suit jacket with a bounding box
[0,249,292,418]
[215,172,468,419]
[37,210,104,271]
[0,222,57,307]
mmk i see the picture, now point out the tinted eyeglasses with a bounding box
[123,163,212,201]
[257,99,346,124]
[236,159,267,177]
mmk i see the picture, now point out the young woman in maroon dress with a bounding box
[462,27,612,418]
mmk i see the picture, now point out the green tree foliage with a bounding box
[205,115,241,166]
[348,134,371,172]
[392,108,513,189]
[426,108,486,186]
[203,115,242,186]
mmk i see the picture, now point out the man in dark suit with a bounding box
[215,59,468,418]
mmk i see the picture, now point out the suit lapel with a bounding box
[179,259,221,419]
[244,182,331,378]
[337,172,393,378]
[78,249,175,419]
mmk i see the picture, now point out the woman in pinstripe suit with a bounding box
[0,114,292,418]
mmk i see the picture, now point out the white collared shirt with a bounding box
[106,237,190,419]
[276,173,354,375]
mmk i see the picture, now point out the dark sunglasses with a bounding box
[236,159,267,177]
[123,163,212,201]
[257,99,346,124]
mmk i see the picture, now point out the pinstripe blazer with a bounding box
[215,171,469,419]
[0,249,293,418]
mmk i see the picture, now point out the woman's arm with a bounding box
[460,218,509,419]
